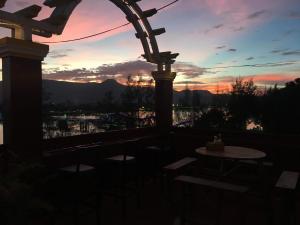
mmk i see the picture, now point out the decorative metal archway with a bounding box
[0,0,177,159]
[0,0,179,72]
[0,0,177,149]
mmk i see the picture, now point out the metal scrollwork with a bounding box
[0,0,178,73]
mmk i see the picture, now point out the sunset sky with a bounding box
[1,0,300,93]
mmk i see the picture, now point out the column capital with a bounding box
[152,71,176,81]
[0,37,49,60]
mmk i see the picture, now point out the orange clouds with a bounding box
[174,73,300,94]
[224,73,299,86]
[174,82,231,94]
[251,74,299,84]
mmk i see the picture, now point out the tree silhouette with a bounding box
[97,90,118,113]
[121,75,155,128]
[227,78,259,130]
[261,78,300,133]
[194,107,227,129]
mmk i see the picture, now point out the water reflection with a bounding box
[43,111,155,139]
[0,111,263,145]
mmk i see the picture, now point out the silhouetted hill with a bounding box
[43,79,126,104]
[0,79,214,105]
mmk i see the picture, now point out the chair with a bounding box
[143,132,176,182]
[97,139,141,220]
[44,146,100,225]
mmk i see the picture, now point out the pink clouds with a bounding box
[1,0,130,43]
[203,0,248,16]
[34,1,131,43]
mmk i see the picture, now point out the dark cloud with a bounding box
[216,45,226,49]
[50,54,69,59]
[246,57,254,60]
[43,60,207,82]
[48,49,74,59]
[281,50,300,56]
[288,11,300,19]
[233,27,244,32]
[206,61,298,70]
[173,62,206,78]
[97,60,155,76]
[43,61,155,82]
[228,48,237,52]
[283,29,298,36]
[43,68,95,81]
[174,81,206,85]
[247,10,267,19]
[213,24,224,29]
[271,49,287,54]
[271,49,300,56]
[204,24,224,34]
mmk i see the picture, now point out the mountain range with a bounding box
[0,79,214,105]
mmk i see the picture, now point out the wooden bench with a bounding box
[163,157,198,172]
[239,159,274,167]
[175,175,249,193]
[175,175,249,225]
[275,171,299,225]
[276,171,299,190]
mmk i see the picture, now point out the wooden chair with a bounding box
[45,146,100,225]
[97,140,141,220]
[142,132,176,181]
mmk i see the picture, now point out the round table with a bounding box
[195,146,266,160]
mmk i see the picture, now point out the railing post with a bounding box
[152,70,176,132]
[0,37,49,160]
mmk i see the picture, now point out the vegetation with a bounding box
[261,78,300,133]
[179,77,300,134]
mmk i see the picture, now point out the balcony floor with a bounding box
[52,177,291,225]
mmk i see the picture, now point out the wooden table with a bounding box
[195,146,266,160]
[195,146,266,177]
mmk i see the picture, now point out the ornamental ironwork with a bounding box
[0,0,178,72]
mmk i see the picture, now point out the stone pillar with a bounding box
[152,70,176,132]
[0,38,49,160]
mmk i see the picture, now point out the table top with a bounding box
[195,146,266,160]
